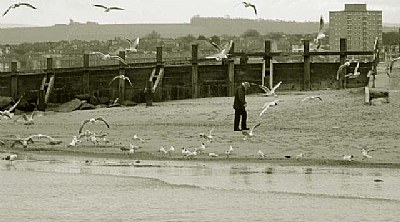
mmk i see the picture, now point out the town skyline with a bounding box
[0,0,399,27]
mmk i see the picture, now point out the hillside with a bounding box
[0,17,397,44]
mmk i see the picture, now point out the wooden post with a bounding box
[118,51,126,102]
[83,53,90,94]
[303,40,311,91]
[10,62,18,99]
[340,38,348,89]
[264,40,272,88]
[227,42,235,97]
[191,44,199,98]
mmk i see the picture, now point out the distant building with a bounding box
[329,4,382,51]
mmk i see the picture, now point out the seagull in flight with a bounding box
[242,122,261,140]
[242,2,257,15]
[345,61,360,78]
[14,111,40,125]
[109,74,133,87]
[258,81,282,97]
[79,117,110,134]
[259,99,279,117]
[205,40,233,61]
[29,134,62,145]
[90,51,127,65]
[314,15,325,50]
[361,148,375,159]
[3,3,36,16]
[93,4,124,12]
[10,134,36,148]
[125,37,140,52]
[199,127,214,142]
[300,96,322,102]
[0,96,22,119]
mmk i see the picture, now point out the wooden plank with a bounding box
[364,87,370,104]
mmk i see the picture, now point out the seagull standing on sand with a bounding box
[133,134,145,143]
[109,74,133,87]
[242,2,257,15]
[0,96,22,119]
[343,154,354,162]
[257,150,267,159]
[168,146,175,157]
[361,148,375,159]
[90,51,127,65]
[159,146,168,155]
[242,122,261,140]
[4,154,18,164]
[3,3,36,16]
[67,136,81,147]
[93,4,124,12]
[225,146,234,158]
[258,81,282,97]
[259,100,279,118]
[209,152,219,157]
[125,37,140,52]
[300,96,322,102]
[195,143,206,154]
[314,15,325,50]
[79,117,110,134]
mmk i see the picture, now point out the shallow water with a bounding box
[0,157,399,222]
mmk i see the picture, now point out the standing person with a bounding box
[233,82,250,131]
[336,61,350,89]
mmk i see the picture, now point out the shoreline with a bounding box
[6,148,400,169]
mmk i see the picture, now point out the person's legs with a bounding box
[234,109,241,131]
[241,110,249,130]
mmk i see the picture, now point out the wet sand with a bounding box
[1,88,399,168]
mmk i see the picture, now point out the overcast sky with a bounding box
[1,0,399,26]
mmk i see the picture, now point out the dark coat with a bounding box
[234,85,246,110]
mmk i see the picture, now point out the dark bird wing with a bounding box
[79,119,91,134]
[95,117,110,128]
[93,4,108,9]
[19,3,37,9]
[250,122,261,133]
[2,6,13,16]
[109,7,124,10]
[251,5,257,15]
[10,140,22,148]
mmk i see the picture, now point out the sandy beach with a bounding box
[1,88,399,167]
